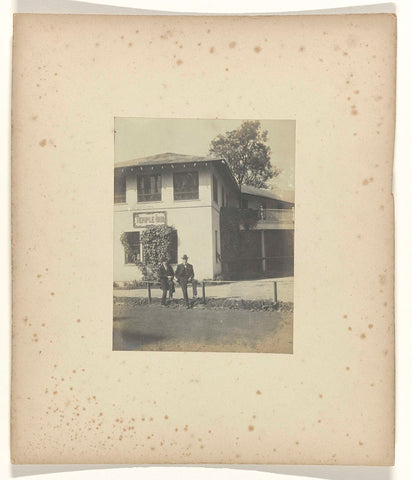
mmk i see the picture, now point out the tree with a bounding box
[209,120,280,189]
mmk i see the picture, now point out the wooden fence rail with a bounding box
[142,279,290,304]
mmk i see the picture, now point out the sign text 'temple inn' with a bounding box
[133,212,167,227]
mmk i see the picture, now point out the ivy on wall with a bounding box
[220,207,259,262]
[120,225,177,281]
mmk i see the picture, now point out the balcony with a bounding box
[260,208,294,223]
[256,208,294,230]
[237,208,294,230]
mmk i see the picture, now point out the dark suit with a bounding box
[175,263,197,306]
[158,264,175,305]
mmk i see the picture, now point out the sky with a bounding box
[114,118,295,201]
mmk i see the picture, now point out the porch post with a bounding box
[261,230,266,273]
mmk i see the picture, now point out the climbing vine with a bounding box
[120,225,177,281]
[219,207,259,262]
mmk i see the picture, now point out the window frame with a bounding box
[173,170,199,201]
[114,173,127,204]
[137,173,162,203]
[212,175,218,204]
[124,231,141,265]
[215,230,220,263]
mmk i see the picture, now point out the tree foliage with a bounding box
[209,120,280,189]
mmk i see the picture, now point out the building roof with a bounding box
[241,185,278,200]
[114,152,240,192]
[240,185,294,205]
[114,152,220,169]
[114,153,294,205]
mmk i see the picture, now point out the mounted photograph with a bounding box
[113,118,295,353]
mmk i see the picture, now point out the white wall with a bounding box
[209,164,239,209]
[114,164,226,283]
[211,206,221,277]
[113,206,214,282]
[208,164,240,277]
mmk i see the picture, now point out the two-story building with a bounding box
[113,152,294,284]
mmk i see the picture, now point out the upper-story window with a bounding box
[173,171,199,200]
[221,186,225,206]
[213,175,218,203]
[114,173,126,204]
[137,174,162,202]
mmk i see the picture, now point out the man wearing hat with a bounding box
[175,254,197,308]
[157,258,175,306]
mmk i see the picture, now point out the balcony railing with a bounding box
[258,208,294,224]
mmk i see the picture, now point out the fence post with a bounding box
[273,281,278,304]
[202,282,206,303]
[147,282,152,303]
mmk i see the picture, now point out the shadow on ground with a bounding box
[113,300,293,353]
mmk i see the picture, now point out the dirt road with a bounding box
[113,300,293,353]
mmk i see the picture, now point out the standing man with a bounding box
[175,254,196,308]
[158,259,175,306]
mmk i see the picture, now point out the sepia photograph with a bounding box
[113,118,295,353]
[9,10,398,467]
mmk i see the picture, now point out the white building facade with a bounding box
[113,153,239,283]
[113,153,294,284]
